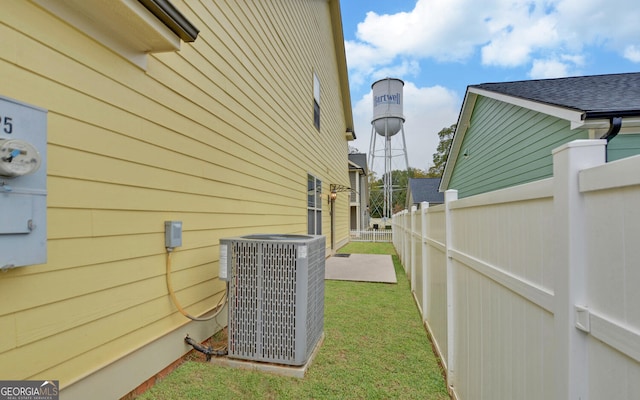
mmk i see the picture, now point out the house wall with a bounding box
[448,96,588,198]
[348,168,369,231]
[349,169,359,230]
[608,133,640,161]
[0,0,351,397]
[359,172,369,229]
[394,141,640,399]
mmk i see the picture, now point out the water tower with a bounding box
[368,78,409,221]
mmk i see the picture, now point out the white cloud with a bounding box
[560,54,586,66]
[350,81,460,176]
[355,0,489,62]
[554,0,640,50]
[528,53,586,78]
[346,0,640,88]
[372,59,421,82]
[481,15,559,67]
[344,40,397,87]
[624,45,640,62]
[529,59,571,79]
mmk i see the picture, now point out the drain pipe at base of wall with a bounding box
[600,116,623,162]
[184,334,228,361]
[163,222,229,358]
[166,248,229,359]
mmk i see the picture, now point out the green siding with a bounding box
[448,96,589,198]
[608,133,640,161]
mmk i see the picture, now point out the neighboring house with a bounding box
[0,1,354,399]
[406,178,444,209]
[440,73,640,198]
[348,153,369,231]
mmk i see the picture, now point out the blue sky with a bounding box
[339,0,640,175]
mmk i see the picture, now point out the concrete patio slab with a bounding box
[325,253,397,283]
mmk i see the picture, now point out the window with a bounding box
[313,72,320,131]
[307,174,322,235]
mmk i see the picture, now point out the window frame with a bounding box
[307,173,322,235]
[313,72,321,131]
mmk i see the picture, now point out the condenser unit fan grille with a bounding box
[220,235,325,366]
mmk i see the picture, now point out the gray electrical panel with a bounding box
[164,220,182,250]
[0,96,47,270]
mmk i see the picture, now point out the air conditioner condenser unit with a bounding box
[219,234,325,366]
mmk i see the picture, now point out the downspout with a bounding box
[600,116,623,162]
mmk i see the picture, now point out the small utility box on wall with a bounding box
[0,96,47,270]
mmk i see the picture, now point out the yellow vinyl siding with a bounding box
[0,0,351,393]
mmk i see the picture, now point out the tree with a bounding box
[427,124,456,177]
[367,124,456,217]
[369,167,429,217]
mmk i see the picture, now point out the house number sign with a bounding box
[0,115,13,134]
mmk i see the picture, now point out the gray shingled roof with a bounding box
[471,72,640,119]
[408,178,444,204]
[348,153,368,173]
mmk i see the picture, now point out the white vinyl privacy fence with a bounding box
[393,140,640,400]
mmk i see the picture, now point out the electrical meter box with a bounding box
[0,96,47,270]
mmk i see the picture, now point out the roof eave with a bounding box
[584,109,640,120]
[138,0,199,42]
[469,87,586,126]
[329,0,355,140]
[439,89,477,192]
[348,159,366,173]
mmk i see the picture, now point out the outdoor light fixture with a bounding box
[328,183,351,204]
[328,190,337,204]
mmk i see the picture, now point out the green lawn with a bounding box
[137,242,449,399]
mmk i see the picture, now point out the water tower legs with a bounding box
[368,120,409,222]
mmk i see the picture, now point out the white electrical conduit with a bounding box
[166,250,227,322]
